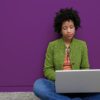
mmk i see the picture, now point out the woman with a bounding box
[33,8,100,100]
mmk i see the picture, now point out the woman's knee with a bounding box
[33,78,55,96]
[33,78,46,95]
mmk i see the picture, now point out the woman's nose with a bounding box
[67,28,71,32]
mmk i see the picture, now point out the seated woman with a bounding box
[33,8,100,100]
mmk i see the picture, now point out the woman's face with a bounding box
[61,20,75,40]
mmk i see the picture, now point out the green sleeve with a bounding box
[43,43,55,81]
[81,42,90,69]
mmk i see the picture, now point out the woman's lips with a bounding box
[68,35,73,37]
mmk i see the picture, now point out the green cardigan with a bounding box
[44,38,90,81]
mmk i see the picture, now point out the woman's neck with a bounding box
[63,37,72,47]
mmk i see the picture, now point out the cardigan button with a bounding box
[71,62,75,65]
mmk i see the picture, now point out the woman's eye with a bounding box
[70,26,74,29]
[63,28,67,30]
[63,27,67,30]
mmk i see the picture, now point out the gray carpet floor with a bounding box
[0,92,40,100]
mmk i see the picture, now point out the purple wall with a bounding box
[0,0,100,91]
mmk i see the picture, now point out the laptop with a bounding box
[55,69,100,93]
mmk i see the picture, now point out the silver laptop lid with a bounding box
[55,69,100,93]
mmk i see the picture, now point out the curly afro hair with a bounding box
[54,8,81,34]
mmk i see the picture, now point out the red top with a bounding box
[63,47,72,70]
